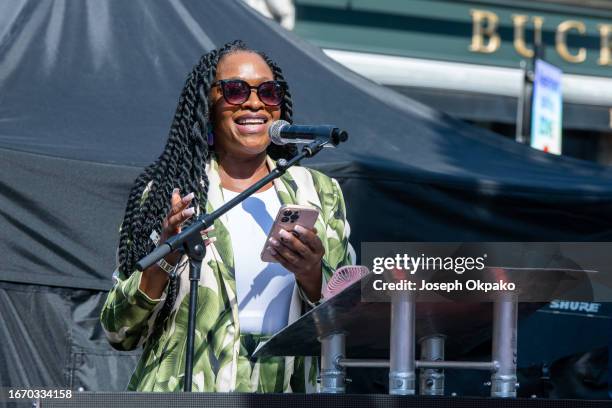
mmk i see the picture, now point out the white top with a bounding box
[222,186,295,335]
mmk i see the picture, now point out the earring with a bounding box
[207,129,214,146]
[193,122,213,146]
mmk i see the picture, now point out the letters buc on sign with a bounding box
[469,9,612,66]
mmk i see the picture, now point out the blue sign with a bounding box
[531,59,563,155]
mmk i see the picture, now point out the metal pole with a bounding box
[320,333,346,393]
[389,291,415,395]
[183,276,198,391]
[491,297,518,398]
[337,359,389,368]
[515,60,528,144]
[418,360,496,371]
[419,335,445,396]
[183,242,205,391]
[337,358,497,371]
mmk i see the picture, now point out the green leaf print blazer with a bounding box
[100,154,353,392]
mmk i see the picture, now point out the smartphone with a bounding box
[261,204,320,262]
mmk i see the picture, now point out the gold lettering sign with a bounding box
[469,9,501,53]
[598,24,612,66]
[512,14,544,58]
[469,9,612,68]
[556,20,587,63]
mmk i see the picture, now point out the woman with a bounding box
[100,40,352,392]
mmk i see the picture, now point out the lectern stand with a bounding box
[253,268,592,398]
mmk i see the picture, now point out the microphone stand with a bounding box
[136,139,334,391]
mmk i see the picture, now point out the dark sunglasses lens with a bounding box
[258,82,284,106]
[222,81,250,104]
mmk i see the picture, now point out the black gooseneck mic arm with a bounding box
[135,134,347,392]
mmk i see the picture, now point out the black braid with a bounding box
[117,40,296,339]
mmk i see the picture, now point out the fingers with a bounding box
[269,243,299,270]
[200,225,215,236]
[167,206,195,228]
[164,188,196,234]
[267,225,324,262]
[269,225,324,267]
[269,237,302,265]
[201,225,215,245]
[277,229,310,258]
[170,189,194,215]
[292,225,324,254]
[170,188,181,212]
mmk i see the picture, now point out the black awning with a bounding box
[0,0,611,290]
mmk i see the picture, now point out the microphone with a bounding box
[269,120,348,147]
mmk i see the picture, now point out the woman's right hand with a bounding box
[139,188,196,299]
[160,189,215,262]
[159,188,196,261]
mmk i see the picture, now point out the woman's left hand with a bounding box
[269,225,324,302]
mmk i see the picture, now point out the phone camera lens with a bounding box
[283,210,292,216]
[281,217,290,223]
[290,214,299,220]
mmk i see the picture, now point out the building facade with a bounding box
[292,0,612,164]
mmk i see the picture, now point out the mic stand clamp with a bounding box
[135,138,335,391]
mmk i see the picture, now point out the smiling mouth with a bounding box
[234,117,267,125]
[233,116,270,136]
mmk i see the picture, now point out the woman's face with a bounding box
[210,51,282,158]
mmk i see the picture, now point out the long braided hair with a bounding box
[117,40,296,337]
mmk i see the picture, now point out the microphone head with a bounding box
[268,120,290,145]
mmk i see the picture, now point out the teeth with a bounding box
[237,118,265,125]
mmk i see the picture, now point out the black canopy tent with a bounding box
[0,0,610,394]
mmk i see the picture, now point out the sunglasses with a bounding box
[212,79,285,106]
